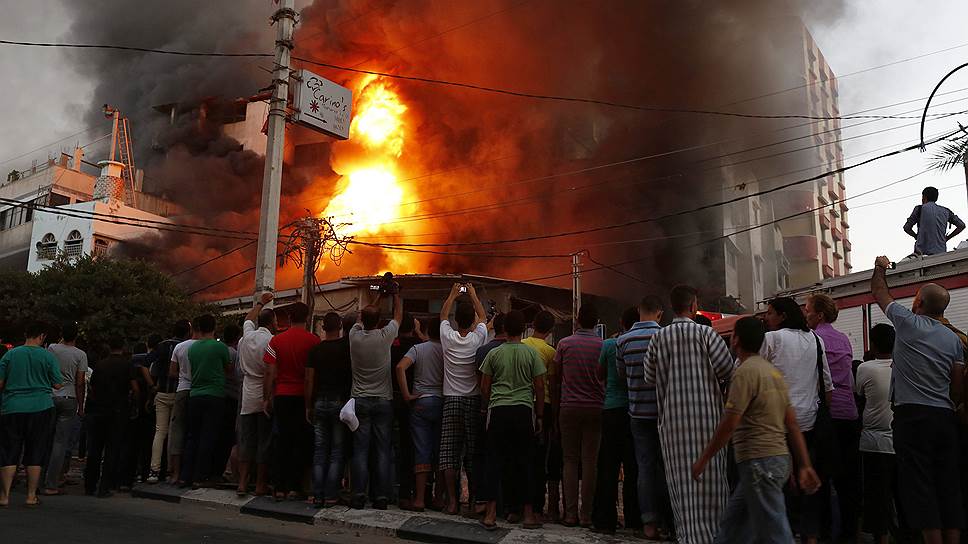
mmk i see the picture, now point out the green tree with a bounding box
[0,255,215,349]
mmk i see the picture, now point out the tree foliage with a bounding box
[929,138,968,172]
[0,255,215,349]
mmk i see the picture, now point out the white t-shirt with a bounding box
[238,320,273,415]
[173,339,197,393]
[760,328,833,432]
[439,321,488,396]
[855,359,894,454]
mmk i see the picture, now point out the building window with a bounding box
[754,258,763,285]
[36,233,57,260]
[65,230,83,258]
[92,238,109,258]
[48,193,70,207]
[726,248,737,269]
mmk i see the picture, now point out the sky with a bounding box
[2,1,968,283]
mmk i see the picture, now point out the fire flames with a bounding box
[322,76,407,238]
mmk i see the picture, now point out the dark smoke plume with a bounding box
[61,0,844,303]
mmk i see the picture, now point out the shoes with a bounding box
[349,496,366,510]
[146,472,160,484]
[373,498,388,510]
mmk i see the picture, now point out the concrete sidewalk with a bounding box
[131,483,654,544]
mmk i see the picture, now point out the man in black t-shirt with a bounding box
[392,314,422,508]
[305,312,352,506]
[85,335,138,497]
[147,320,192,483]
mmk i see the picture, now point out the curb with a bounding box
[130,484,649,544]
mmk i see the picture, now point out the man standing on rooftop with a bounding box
[903,186,965,256]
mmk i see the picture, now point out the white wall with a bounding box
[28,200,168,272]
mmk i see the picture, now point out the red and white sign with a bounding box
[292,69,352,140]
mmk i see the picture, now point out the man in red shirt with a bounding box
[264,302,320,500]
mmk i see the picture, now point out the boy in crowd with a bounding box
[692,316,820,543]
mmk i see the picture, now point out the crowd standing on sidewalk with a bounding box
[2,257,968,543]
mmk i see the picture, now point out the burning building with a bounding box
[51,0,850,312]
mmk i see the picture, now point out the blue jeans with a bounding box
[313,399,347,500]
[715,455,792,544]
[410,396,443,472]
[351,397,393,501]
[630,417,669,525]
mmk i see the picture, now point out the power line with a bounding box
[172,240,256,276]
[0,38,955,123]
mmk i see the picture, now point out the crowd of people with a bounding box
[1,257,967,543]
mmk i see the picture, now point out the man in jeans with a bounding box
[264,302,320,500]
[43,323,88,495]
[397,317,445,511]
[872,256,965,543]
[147,319,191,483]
[592,307,642,535]
[692,317,820,543]
[349,289,402,509]
[479,310,546,530]
[306,312,352,507]
[237,294,275,496]
[616,295,670,539]
[0,321,62,507]
[553,304,605,527]
[180,314,231,488]
[438,283,488,515]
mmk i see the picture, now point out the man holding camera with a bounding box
[438,282,488,515]
[348,278,403,509]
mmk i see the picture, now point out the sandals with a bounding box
[40,489,62,496]
[479,519,498,532]
[25,498,41,507]
[521,521,543,530]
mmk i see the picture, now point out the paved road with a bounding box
[0,490,404,544]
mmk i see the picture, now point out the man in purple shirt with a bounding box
[806,293,860,542]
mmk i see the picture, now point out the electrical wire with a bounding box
[0,38,957,123]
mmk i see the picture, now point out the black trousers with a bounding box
[532,402,552,512]
[84,409,127,495]
[592,408,642,532]
[120,410,154,486]
[272,395,306,495]
[393,394,414,501]
[830,418,861,539]
[481,405,534,509]
[862,451,896,537]
[180,395,224,485]
[211,397,238,481]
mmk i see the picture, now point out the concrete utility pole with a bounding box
[571,251,583,332]
[254,0,297,296]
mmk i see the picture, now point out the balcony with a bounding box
[840,200,849,212]
[823,264,835,278]
[819,214,831,229]
[843,238,852,252]
[832,228,843,241]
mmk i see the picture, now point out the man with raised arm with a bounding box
[871,255,965,544]
[437,282,488,515]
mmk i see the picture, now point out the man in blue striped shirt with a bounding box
[616,295,670,540]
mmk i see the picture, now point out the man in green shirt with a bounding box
[592,307,642,534]
[0,320,63,507]
[180,314,231,487]
[479,310,546,530]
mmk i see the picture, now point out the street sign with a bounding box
[292,69,352,140]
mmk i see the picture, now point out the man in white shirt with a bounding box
[168,321,198,485]
[438,282,487,515]
[855,323,895,544]
[237,293,275,496]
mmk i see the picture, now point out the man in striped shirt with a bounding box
[616,295,670,540]
[552,305,605,527]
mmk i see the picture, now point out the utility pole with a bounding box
[571,251,583,332]
[301,219,319,322]
[254,0,297,296]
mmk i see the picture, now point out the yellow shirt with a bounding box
[522,336,556,403]
[726,355,791,463]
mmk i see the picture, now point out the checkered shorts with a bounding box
[439,396,482,473]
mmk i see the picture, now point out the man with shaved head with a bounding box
[872,257,965,544]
